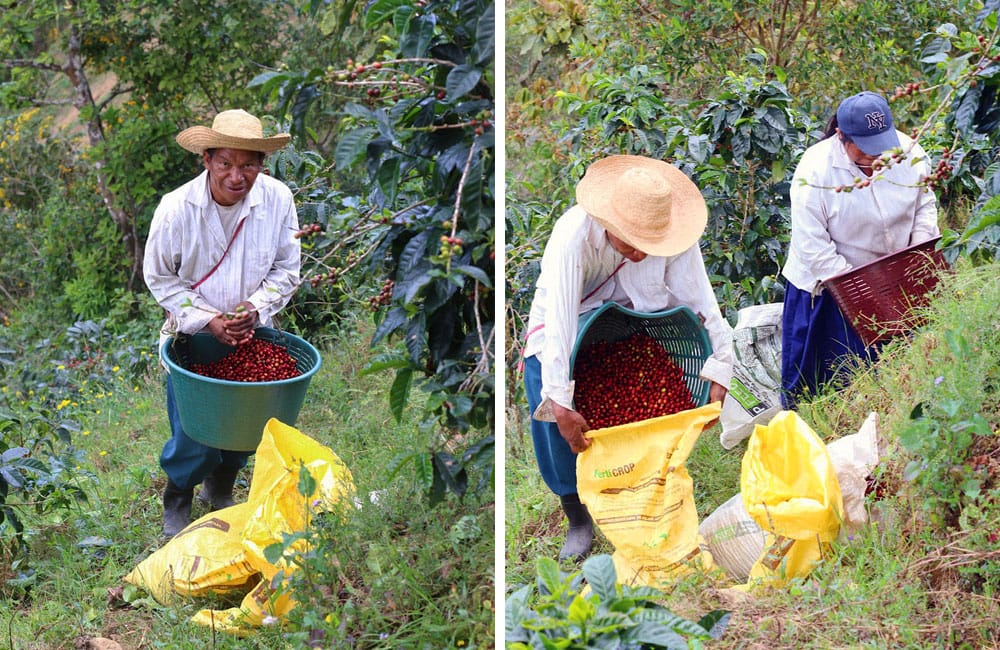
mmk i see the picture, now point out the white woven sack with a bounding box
[698,492,766,582]
[826,412,880,538]
[719,303,784,449]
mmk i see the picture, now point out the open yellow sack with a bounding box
[738,410,843,589]
[123,503,258,603]
[125,418,355,633]
[576,402,721,590]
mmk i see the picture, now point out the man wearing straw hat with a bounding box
[143,109,300,538]
[522,154,734,561]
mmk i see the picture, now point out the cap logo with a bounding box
[865,111,887,132]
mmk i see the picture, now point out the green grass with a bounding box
[2,320,494,649]
[505,260,1000,649]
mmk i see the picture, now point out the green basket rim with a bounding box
[570,303,711,367]
[160,327,322,387]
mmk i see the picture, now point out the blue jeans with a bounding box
[162,374,251,489]
[523,355,578,497]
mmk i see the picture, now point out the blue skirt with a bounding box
[780,282,876,409]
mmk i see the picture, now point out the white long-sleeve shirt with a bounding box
[782,131,939,293]
[524,205,734,412]
[143,170,301,347]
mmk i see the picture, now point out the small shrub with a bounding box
[506,553,730,649]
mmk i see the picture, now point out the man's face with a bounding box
[203,148,263,205]
[606,231,647,262]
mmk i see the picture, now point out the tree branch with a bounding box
[1,58,62,72]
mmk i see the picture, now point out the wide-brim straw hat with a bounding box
[176,109,290,154]
[576,155,708,257]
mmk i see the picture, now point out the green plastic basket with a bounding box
[571,303,714,406]
[160,327,321,451]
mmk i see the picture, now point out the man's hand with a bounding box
[552,402,592,453]
[208,301,258,346]
[705,381,728,429]
[709,381,728,405]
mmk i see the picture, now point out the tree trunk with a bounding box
[63,22,144,292]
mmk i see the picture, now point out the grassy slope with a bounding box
[3,321,494,649]
[505,260,1000,649]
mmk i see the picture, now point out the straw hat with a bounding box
[576,155,707,257]
[175,109,290,154]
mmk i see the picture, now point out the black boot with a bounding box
[162,479,193,539]
[197,466,239,511]
[559,493,594,562]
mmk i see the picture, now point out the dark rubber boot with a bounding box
[162,479,193,539]
[559,493,594,562]
[197,466,239,511]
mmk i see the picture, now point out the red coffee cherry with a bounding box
[573,332,695,429]
[191,339,301,382]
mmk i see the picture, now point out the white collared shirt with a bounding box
[523,205,735,411]
[782,131,940,293]
[143,170,301,346]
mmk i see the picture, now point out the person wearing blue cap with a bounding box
[779,91,940,408]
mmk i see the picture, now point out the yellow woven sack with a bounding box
[124,503,257,603]
[197,418,355,630]
[124,418,355,634]
[240,418,356,582]
[190,578,296,634]
[739,410,844,589]
[576,402,722,590]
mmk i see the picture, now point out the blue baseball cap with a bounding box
[836,91,900,156]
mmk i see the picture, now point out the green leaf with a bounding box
[624,622,688,649]
[535,557,564,596]
[903,459,925,482]
[389,367,413,422]
[471,3,495,65]
[582,554,618,601]
[445,65,483,101]
[898,420,927,454]
[413,451,433,491]
[400,13,435,58]
[363,0,408,29]
[432,451,467,498]
[0,467,25,489]
[567,593,596,624]
[263,541,286,565]
[361,352,411,374]
[376,157,402,206]
[334,127,377,169]
[297,464,317,498]
[372,307,409,345]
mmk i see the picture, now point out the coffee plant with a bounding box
[912,5,1000,263]
[506,553,730,649]
[555,57,813,319]
[250,0,495,503]
[898,329,995,528]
